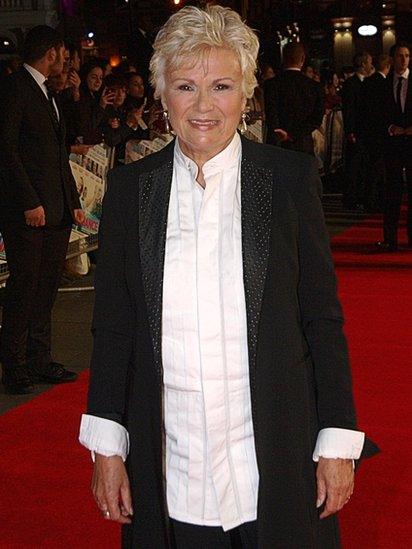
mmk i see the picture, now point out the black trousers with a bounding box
[343,139,368,207]
[171,519,258,549]
[0,221,71,372]
[383,145,412,245]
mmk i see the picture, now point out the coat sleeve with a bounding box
[292,155,379,460]
[0,77,42,211]
[294,156,357,431]
[295,82,324,138]
[103,121,149,148]
[87,169,134,425]
[263,78,280,144]
[69,169,82,210]
[341,79,356,136]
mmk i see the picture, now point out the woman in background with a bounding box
[75,60,114,145]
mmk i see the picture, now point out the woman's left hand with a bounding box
[316,457,354,519]
[92,454,133,523]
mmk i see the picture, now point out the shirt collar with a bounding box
[174,132,241,179]
[394,67,409,80]
[378,71,387,79]
[23,63,47,90]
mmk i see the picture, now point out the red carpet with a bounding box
[334,213,412,549]
[0,212,411,548]
[0,370,120,548]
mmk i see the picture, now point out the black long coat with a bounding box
[87,136,378,548]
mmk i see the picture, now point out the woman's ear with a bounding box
[241,95,247,112]
[47,47,57,63]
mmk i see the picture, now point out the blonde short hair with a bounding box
[149,5,259,99]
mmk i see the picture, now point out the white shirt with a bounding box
[161,133,257,529]
[393,67,409,113]
[23,62,59,121]
[79,134,365,529]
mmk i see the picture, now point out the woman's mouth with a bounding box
[189,119,219,130]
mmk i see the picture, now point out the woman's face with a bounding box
[332,73,339,88]
[113,86,127,107]
[162,47,246,162]
[304,66,314,79]
[128,74,145,99]
[86,67,103,93]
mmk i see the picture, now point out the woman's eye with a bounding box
[178,84,193,91]
[214,83,230,91]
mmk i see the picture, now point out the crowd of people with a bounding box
[260,43,411,252]
[2,37,410,246]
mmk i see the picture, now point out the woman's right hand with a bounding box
[92,454,133,523]
[99,87,115,109]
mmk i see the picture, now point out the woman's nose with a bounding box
[196,89,213,112]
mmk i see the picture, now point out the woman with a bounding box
[74,59,114,144]
[79,6,377,548]
[103,74,149,164]
[323,70,342,112]
[125,71,145,101]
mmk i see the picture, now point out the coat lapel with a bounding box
[22,68,61,137]
[240,139,273,377]
[138,154,174,377]
[138,137,273,384]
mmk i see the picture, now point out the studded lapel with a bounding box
[240,146,273,378]
[138,159,174,378]
[137,137,273,382]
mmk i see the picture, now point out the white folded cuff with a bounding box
[79,413,129,462]
[312,427,365,462]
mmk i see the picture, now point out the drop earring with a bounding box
[163,110,170,134]
[240,112,248,134]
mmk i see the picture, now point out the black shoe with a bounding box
[375,240,398,252]
[30,362,78,384]
[2,367,35,395]
[343,202,364,212]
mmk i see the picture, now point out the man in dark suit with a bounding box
[127,14,154,85]
[0,26,84,394]
[264,42,324,155]
[376,43,412,251]
[362,54,392,212]
[341,51,374,209]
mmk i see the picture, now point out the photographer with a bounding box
[103,75,149,164]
